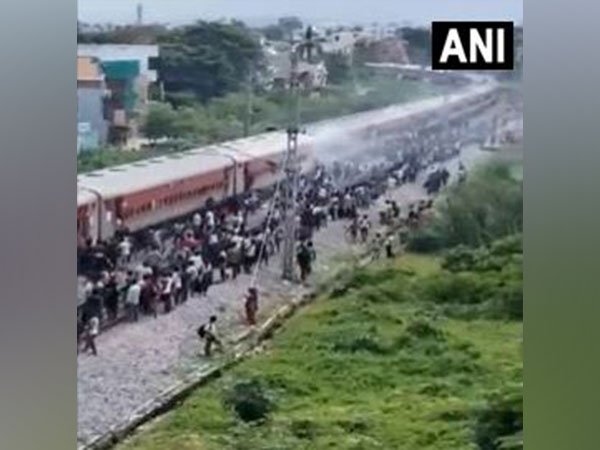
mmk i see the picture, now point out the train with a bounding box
[77,83,499,246]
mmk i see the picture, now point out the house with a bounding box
[100,60,142,145]
[77,44,159,82]
[356,37,410,65]
[263,42,328,91]
[77,56,109,152]
[321,31,358,56]
[77,44,159,147]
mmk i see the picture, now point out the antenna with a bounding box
[136,3,143,26]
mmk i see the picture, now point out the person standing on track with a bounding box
[385,235,395,259]
[184,261,198,301]
[125,279,141,322]
[216,248,228,282]
[359,215,371,243]
[160,271,174,313]
[82,315,99,356]
[244,287,259,326]
[297,240,315,282]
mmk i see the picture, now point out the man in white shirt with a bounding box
[82,316,99,356]
[125,281,142,322]
[189,252,204,269]
[192,212,202,228]
[185,263,198,299]
[206,210,215,230]
[118,237,132,267]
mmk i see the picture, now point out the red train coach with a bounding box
[77,131,316,244]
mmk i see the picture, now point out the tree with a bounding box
[397,27,431,65]
[141,104,177,140]
[277,16,303,40]
[324,53,352,84]
[157,21,264,101]
[77,24,167,44]
[262,25,285,41]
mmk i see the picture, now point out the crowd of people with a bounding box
[77,108,491,357]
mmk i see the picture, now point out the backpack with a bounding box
[197,324,206,339]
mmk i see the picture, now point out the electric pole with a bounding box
[281,26,317,282]
[243,65,253,137]
[281,45,301,281]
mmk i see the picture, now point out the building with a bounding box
[355,36,410,65]
[263,42,328,91]
[77,44,159,147]
[100,60,142,145]
[321,30,358,56]
[77,44,159,82]
[77,56,109,152]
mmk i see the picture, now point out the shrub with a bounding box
[223,379,274,423]
[408,162,523,252]
[417,261,522,321]
[407,227,445,253]
[290,419,318,439]
[442,245,482,272]
[419,272,492,305]
[332,333,390,355]
[405,319,444,340]
[473,384,523,450]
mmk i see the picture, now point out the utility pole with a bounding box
[281,26,316,282]
[243,66,253,137]
[281,45,301,281]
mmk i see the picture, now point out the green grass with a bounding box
[118,251,522,450]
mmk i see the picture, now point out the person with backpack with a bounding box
[197,315,223,357]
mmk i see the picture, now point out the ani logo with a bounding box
[432,21,514,70]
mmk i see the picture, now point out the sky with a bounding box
[78,0,523,27]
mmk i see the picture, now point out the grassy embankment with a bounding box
[119,161,523,450]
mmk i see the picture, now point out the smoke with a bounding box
[310,124,375,165]
[305,82,499,167]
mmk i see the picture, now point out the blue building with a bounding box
[77,56,109,152]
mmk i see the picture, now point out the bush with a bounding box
[441,235,523,273]
[405,319,444,340]
[418,265,522,321]
[442,245,482,272]
[332,332,390,355]
[331,267,399,299]
[290,419,318,439]
[408,162,523,252]
[473,384,523,450]
[406,227,445,253]
[420,272,492,305]
[223,379,274,423]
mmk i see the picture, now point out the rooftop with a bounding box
[77,56,104,82]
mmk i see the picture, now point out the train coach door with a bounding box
[114,197,125,224]
[77,206,89,246]
[224,167,235,198]
[243,164,253,192]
